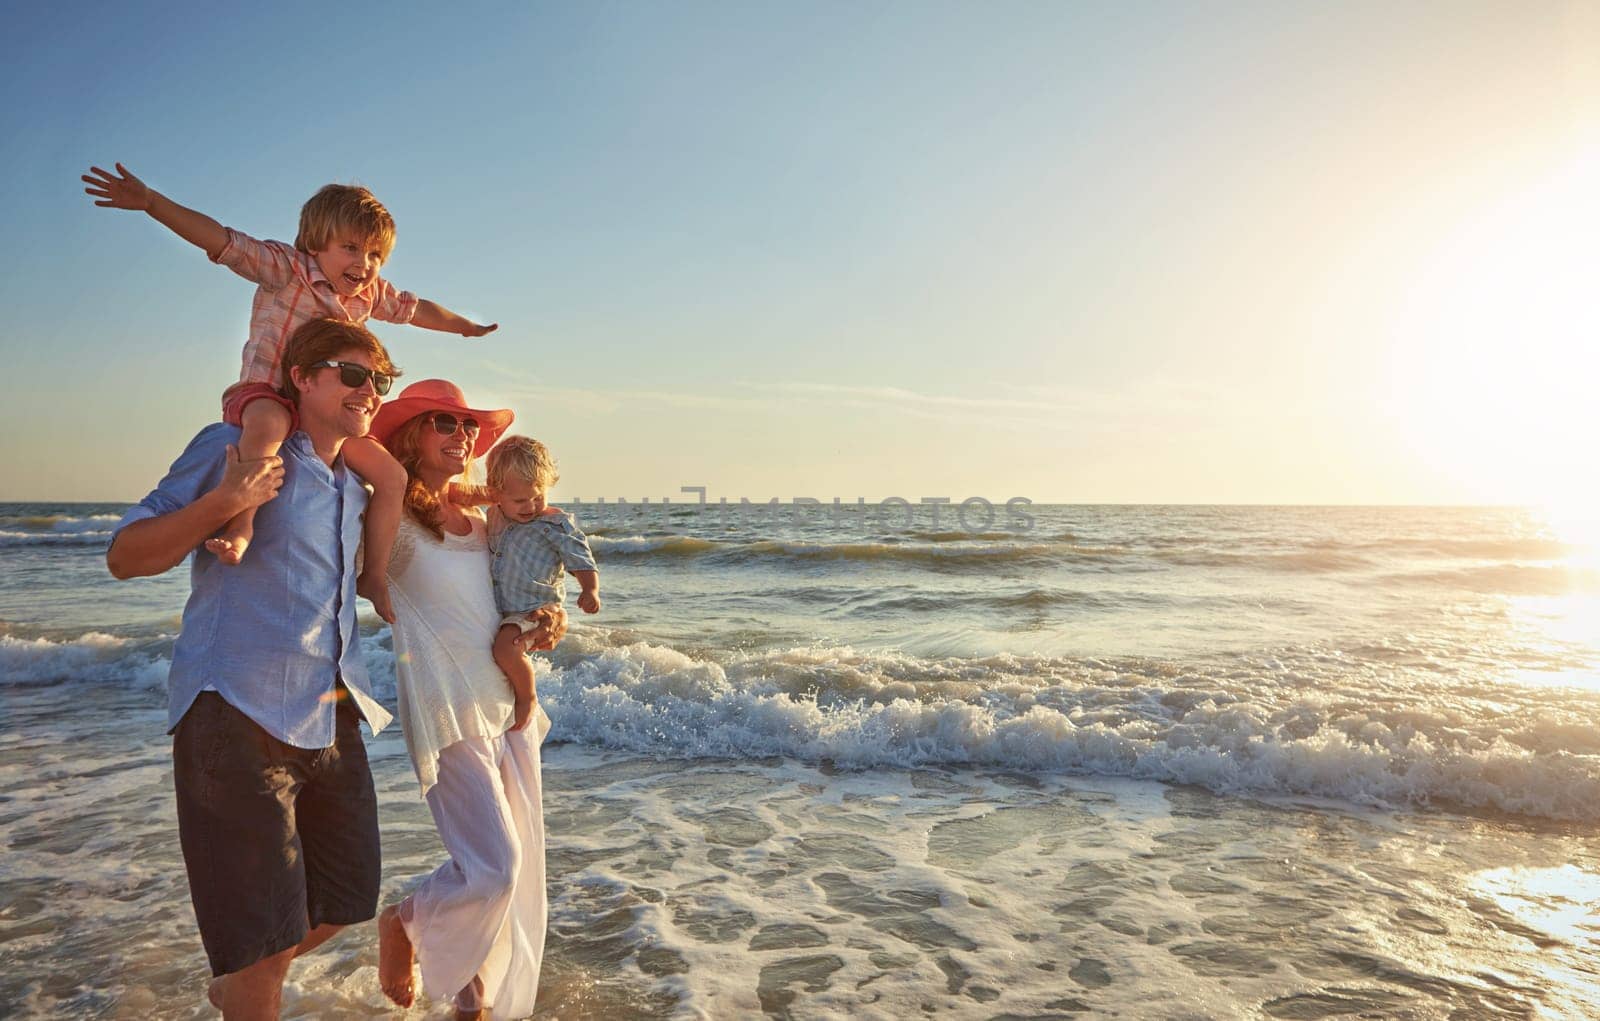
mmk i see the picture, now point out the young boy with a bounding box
[484,437,601,692]
[82,163,496,622]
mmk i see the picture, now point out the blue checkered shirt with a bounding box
[487,508,599,613]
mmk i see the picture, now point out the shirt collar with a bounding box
[284,430,349,483]
[302,250,335,292]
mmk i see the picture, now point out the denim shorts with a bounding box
[172,691,380,976]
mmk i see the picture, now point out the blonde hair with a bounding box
[486,435,558,491]
[295,184,397,261]
[278,318,399,403]
[385,416,477,541]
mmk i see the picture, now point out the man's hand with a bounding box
[461,322,498,338]
[82,163,153,211]
[578,589,601,614]
[510,695,535,732]
[514,603,568,653]
[221,444,284,514]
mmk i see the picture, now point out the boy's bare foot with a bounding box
[203,535,248,565]
[207,974,227,1011]
[358,571,395,624]
[378,904,415,1008]
[208,508,254,565]
[204,514,252,565]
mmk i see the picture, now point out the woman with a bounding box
[369,379,565,1020]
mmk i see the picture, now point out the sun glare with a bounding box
[1388,147,1600,511]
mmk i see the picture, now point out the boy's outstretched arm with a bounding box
[82,163,228,261]
[411,299,498,338]
[448,482,496,506]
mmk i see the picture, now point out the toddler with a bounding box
[483,437,600,684]
[82,163,497,622]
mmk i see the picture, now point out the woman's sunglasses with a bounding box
[312,360,393,396]
[428,413,481,438]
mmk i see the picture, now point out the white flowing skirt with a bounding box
[401,718,548,1017]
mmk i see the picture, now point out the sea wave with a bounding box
[589,536,720,556]
[0,632,172,689]
[534,637,1600,822]
[859,588,1130,614]
[742,539,1064,564]
[19,628,1600,822]
[903,530,1038,543]
[0,513,121,547]
[1386,563,1600,596]
[525,523,1590,581]
[1155,548,1375,572]
[0,529,115,547]
[588,535,1079,567]
[0,513,121,532]
[1346,536,1574,560]
[0,631,398,699]
[585,532,1582,575]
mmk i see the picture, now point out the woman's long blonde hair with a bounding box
[383,415,475,541]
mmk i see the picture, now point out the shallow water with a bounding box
[3,504,1599,1017]
[7,687,1600,1018]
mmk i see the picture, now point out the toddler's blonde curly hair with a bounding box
[487,435,558,491]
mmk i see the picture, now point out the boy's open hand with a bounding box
[462,322,498,338]
[82,163,152,211]
[221,444,284,513]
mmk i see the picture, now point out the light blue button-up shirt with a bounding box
[114,424,393,747]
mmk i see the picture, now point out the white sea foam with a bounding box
[0,629,400,698]
[535,636,1600,822]
[0,512,121,544]
[589,535,719,555]
[0,632,171,689]
[0,512,121,530]
[10,628,1600,821]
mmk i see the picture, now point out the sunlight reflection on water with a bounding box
[1468,864,1600,946]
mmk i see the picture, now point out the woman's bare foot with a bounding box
[207,974,228,1011]
[378,904,415,1007]
[453,1009,485,1021]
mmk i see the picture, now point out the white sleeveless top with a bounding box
[388,510,549,794]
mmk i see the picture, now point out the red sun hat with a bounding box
[367,379,514,458]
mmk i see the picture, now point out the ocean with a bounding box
[3,502,1599,1019]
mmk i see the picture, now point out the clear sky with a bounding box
[2,1,1595,506]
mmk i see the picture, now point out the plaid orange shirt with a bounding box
[212,227,418,388]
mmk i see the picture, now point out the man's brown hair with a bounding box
[277,318,399,403]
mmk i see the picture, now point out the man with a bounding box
[108,317,399,1020]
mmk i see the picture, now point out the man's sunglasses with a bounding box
[312,360,393,396]
[428,413,480,437]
